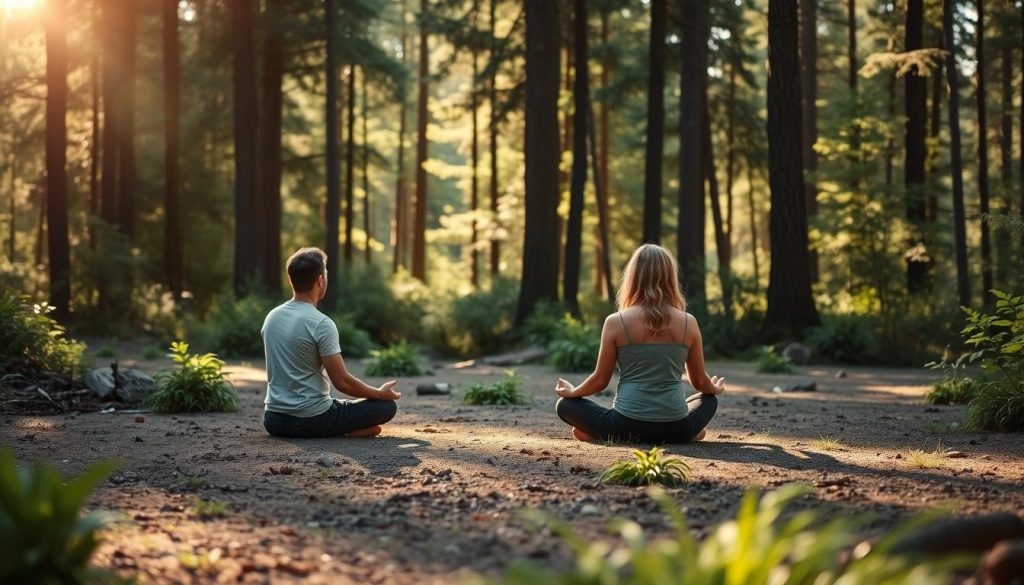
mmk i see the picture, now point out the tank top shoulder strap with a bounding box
[618,312,632,345]
[682,312,690,343]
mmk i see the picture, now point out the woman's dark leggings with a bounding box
[264,398,397,438]
[555,393,717,444]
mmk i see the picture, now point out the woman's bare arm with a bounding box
[554,315,619,399]
[683,316,726,395]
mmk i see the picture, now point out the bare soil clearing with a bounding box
[3,351,1023,584]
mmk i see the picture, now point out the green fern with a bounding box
[600,447,691,487]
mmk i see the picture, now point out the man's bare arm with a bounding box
[322,354,401,400]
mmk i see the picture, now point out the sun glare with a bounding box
[1,0,42,15]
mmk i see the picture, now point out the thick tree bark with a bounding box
[799,0,818,283]
[470,0,480,287]
[642,0,667,245]
[45,0,70,322]
[345,67,356,264]
[163,0,183,298]
[904,0,929,292]
[515,0,561,324]
[231,0,260,296]
[763,0,820,341]
[412,0,430,281]
[259,8,283,293]
[362,69,371,265]
[945,0,970,306]
[394,2,408,273]
[976,0,993,304]
[564,0,589,316]
[678,0,707,302]
[324,0,340,309]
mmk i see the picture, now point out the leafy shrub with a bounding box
[0,292,86,376]
[960,290,1024,431]
[463,370,530,405]
[600,447,690,487]
[755,346,793,374]
[334,265,425,343]
[924,353,980,405]
[446,279,518,355]
[364,341,422,377]
[806,314,879,363]
[523,301,570,347]
[482,485,958,585]
[147,341,238,413]
[966,378,1024,432]
[203,294,274,358]
[0,449,116,584]
[547,316,601,373]
[332,314,376,359]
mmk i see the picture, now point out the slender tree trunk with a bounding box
[163,0,183,298]
[587,97,615,301]
[1020,4,1023,256]
[945,0,970,306]
[259,8,283,293]
[516,0,561,324]
[345,66,356,264]
[905,0,929,292]
[976,0,993,304]
[556,41,572,287]
[394,2,408,273]
[678,0,707,302]
[763,0,820,340]
[89,1,100,249]
[324,0,340,309]
[117,1,137,239]
[848,0,857,91]
[100,0,120,228]
[643,0,667,245]
[362,68,371,265]
[231,0,260,296]
[703,95,732,317]
[45,0,70,322]
[997,31,1011,286]
[885,74,895,187]
[800,0,818,282]
[7,157,15,262]
[412,0,430,281]
[470,0,480,287]
[724,63,737,265]
[747,161,760,292]
[595,8,610,297]
[928,34,943,223]
[564,0,589,316]
[489,0,500,275]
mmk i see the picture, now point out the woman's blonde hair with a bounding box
[616,244,686,332]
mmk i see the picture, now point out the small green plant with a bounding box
[204,294,274,358]
[806,314,879,363]
[446,279,518,355]
[463,370,530,405]
[333,314,376,359]
[523,301,570,347]
[0,292,86,376]
[147,341,238,413]
[364,341,422,377]
[547,315,600,373]
[813,435,843,451]
[94,345,118,359]
[906,449,944,469]
[924,353,980,405]
[191,496,229,518]
[0,449,116,584]
[600,447,691,487]
[959,290,1024,431]
[755,346,793,374]
[966,377,1024,432]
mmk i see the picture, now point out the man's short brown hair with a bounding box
[286,247,327,293]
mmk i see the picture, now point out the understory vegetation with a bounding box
[147,342,238,413]
[600,447,691,487]
[365,342,423,377]
[0,292,86,377]
[463,371,530,406]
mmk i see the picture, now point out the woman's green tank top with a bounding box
[611,312,690,422]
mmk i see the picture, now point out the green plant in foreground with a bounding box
[965,377,1024,432]
[0,449,116,584]
[958,291,1024,431]
[547,315,601,373]
[600,447,690,487]
[755,346,793,374]
[463,370,530,405]
[364,341,422,377]
[147,342,238,413]
[0,292,86,376]
[481,486,960,585]
[191,496,229,519]
[924,353,979,405]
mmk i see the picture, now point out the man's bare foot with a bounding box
[571,427,596,442]
[693,428,707,441]
[345,425,382,438]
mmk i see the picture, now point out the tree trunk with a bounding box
[557,41,572,287]
[345,66,356,264]
[324,0,340,309]
[412,0,430,281]
[99,0,120,228]
[231,0,260,296]
[89,0,100,249]
[594,8,611,297]
[489,0,500,275]
[394,2,408,273]
[703,93,732,317]
[45,0,70,322]
[747,161,760,292]
[976,0,993,304]
[516,0,561,324]
[997,30,1011,287]
[945,0,970,306]
[470,0,480,287]
[588,95,615,302]
[564,0,589,316]
[7,157,15,262]
[800,0,818,282]
[678,0,707,302]
[163,0,183,298]
[905,0,929,292]
[885,74,895,187]
[847,0,857,91]
[117,1,137,239]
[259,7,283,293]
[642,0,667,245]
[763,0,820,341]
[724,62,737,265]
[928,33,943,223]
[362,67,371,265]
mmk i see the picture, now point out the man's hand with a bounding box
[554,378,576,399]
[377,380,401,400]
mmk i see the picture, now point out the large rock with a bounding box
[781,342,812,365]
[83,366,157,403]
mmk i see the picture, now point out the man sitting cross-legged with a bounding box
[262,247,400,438]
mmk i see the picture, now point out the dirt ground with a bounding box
[3,345,1024,584]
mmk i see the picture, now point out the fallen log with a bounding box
[889,512,1024,556]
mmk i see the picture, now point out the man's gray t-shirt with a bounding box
[262,300,341,417]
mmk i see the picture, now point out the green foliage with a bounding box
[924,353,979,405]
[331,314,376,359]
[755,346,793,374]
[191,496,229,519]
[523,302,570,347]
[364,341,422,377]
[334,266,425,343]
[445,279,518,355]
[142,345,164,360]
[483,486,959,585]
[600,447,690,487]
[0,449,116,585]
[0,292,86,376]
[547,316,601,373]
[147,342,238,413]
[463,370,530,405]
[806,314,879,364]
[960,291,1024,431]
[202,294,274,358]
[966,378,1024,432]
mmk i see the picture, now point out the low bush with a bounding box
[0,449,117,584]
[547,316,601,373]
[0,292,86,376]
[523,301,570,347]
[147,341,238,413]
[334,266,426,343]
[332,314,376,359]
[755,346,793,374]
[960,290,1024,431]
[806,314,879,363]
[924,353,979,405]
[445,279,518,356]
[202,294,274,358]
[364,341,422,377]
[600,447,690,487]
[966,378,1024,432]
[463,370,530,405]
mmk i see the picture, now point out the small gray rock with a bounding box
[316,453,336,467]
[782,343,812,365]
[579,504,600,516]
[83,367,156,403]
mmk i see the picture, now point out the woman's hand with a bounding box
[706,374,726,395]
[554,378,576,399]
[377,380,402,400]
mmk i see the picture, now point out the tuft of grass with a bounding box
[191,496,229,518]
[463,370,530,405]
[965,378,1024,432]
[600,447,691,487]
[364,341,422,377]
[755,346,793,374]
[924,378,980,405]
[147,341,239,413]
[813,435,843,451]
[905,449,945,469]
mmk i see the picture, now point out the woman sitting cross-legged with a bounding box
[554,244,725,443]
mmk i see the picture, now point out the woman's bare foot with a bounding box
[692,428,707,441]
[345,425,382,438]
[571,427,596,442]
